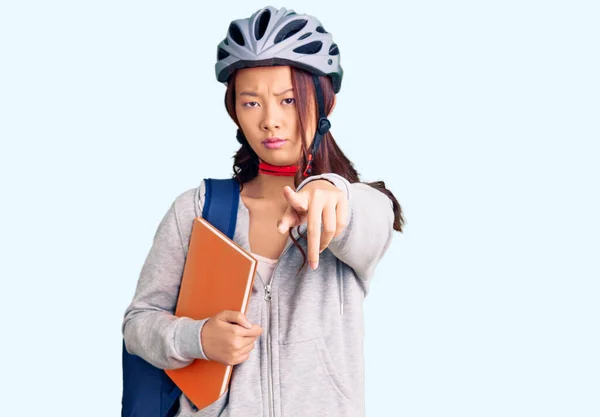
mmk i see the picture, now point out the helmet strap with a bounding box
[303,74,331,177]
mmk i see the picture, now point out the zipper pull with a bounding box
[264,284,272,302]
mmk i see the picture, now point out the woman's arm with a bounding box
[122,194,210,370]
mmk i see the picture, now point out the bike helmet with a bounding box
[215,6,343,94]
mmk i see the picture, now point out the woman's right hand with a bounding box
[200,310,263,366]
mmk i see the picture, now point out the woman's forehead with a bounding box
[235,66,293,92]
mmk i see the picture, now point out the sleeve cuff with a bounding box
[174,317,210,361]
[296,173,351,200]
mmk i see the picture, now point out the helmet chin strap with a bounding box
[259,75,331,178]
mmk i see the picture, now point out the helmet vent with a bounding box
[315,26,327,33]
[228,23,245,46]
[255,9,271,40]
[217,48,230,60]
[298,32,312,40]
[293,40,323,55]
[274,19,308,44]
[328,43,339,56]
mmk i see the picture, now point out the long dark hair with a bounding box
[224,66,405,271]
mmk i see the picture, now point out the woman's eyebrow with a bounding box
[239,88,294,97]
[274,88,294,96]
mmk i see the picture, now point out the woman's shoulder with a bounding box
[171,181,205,221]
[156,182,205,251]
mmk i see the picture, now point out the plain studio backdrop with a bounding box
[1,1,598,416]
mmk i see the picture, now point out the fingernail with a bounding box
[310,261,318,270]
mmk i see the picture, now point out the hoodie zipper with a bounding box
[264,283,273,417]
[263,239,295,417]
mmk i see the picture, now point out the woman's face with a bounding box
[235,65,314,167]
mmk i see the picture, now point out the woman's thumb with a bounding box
[220,310,252,329]
[277,205,303,234]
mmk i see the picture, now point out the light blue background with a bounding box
[1,1,598,415]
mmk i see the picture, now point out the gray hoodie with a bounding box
[122,173,395,417]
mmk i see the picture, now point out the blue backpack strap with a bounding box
[122,177,239,417]
[202,178,240,239]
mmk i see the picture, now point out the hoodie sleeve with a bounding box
[121,194,210,370]
[296,173,395,283]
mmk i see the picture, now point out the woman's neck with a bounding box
[244,172,295,202]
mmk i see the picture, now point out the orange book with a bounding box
[165,216,258,410]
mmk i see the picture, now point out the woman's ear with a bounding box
[328,95,337,117]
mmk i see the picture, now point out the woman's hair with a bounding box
[224,66,405,272]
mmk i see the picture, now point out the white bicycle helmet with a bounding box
[215,6,343,93]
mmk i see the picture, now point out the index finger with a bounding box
[306,193,324,269]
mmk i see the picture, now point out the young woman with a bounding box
[123,6,404,417]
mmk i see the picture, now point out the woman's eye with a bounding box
[244,101,259,108]
[282,98,296,105]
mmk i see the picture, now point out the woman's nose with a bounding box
[260,105,281,131]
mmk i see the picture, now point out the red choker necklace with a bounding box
[258,161,299,177]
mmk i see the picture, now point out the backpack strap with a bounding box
[202,178,240,239]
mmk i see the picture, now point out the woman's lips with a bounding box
[263,139,287,149]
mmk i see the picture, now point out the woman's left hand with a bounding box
[277,180,348,269]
